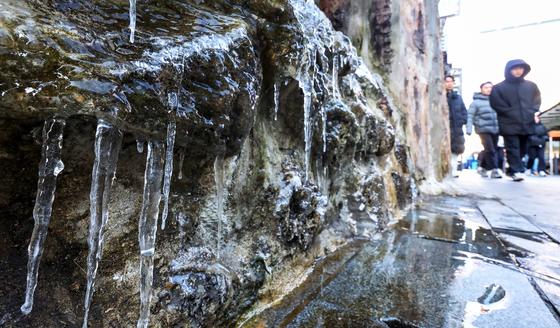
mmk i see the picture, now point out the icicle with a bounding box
[213,155,225,259]
[177,150,185,180]
[273,81,280,121]
[332,56,339,96]
[21,118,66,315]
[137,139,144,153]
[129,0,137,43]
[137,141,165,328]
[160,122,176,230]
[82,120,123,328]
[298,74,313,182]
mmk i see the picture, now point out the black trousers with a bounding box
[479,133,499,170]
[527,146,546,172]
[503,135,529,174]
[497,147,505,171]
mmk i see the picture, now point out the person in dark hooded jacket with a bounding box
[489,59,541,181]
[445,75,468,177]
[527,113,548,176]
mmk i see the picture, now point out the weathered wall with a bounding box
[319,0,450,182]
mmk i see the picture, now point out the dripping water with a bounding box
[160,121,176,230]
[21,118,66,315]
[137,141,165,328]
[83,120,123,327]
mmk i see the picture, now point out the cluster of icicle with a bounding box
[287,0,352,183]
[286,0,388,191]
[20,117,177,328]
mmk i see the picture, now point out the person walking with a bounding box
[466,81,502,178]
[527,113,548,176]
[489,59,541,182]
[445,75,468,177]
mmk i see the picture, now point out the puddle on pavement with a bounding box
[240,196,560,328]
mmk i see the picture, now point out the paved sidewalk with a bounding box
[456,170,560,318]
[456,170,560,242]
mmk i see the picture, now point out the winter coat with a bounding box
[447,90,467,154]
[489,59,541,135]
[466,93,499,135]
[529,123,548,147]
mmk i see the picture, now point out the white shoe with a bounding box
[539,171,547,177]
[479,169,488,177]
[511,173,524,182]
[491,169,502,179]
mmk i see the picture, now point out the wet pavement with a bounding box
[458,170,560,242]
[241,195,560,328]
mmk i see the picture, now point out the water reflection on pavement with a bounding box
[242,196,560,328]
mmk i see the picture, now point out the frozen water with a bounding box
[160,121,176,230]
[129,0,137,43]
[178,150,185,180]
[273,81,280,121]
[137,139,144,153]
[214,155,225,259]
[82,120,123,328]
[21,118,66,315]
[137,140,165,328]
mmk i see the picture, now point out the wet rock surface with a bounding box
[0,0,430,327]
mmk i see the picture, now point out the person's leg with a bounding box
[527,146,537,173]
[503,135,524,180]
[538,146,546,172]
[451,153,459,177]
[477,150,486,171]
[479,134,491,170]
[485,134,498,170]
[489,134,502,177]
[497,147,505,171]
[520,135,529,161]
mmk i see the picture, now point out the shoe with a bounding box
[539,171,547,177]
[511,173,524,182]
[491,169,502,179]
[479,169,488,178]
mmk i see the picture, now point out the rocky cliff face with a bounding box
[319,0,449,183]
[0,0,445,327]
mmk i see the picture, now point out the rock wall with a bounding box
[0,0,446,327]
[318,0,450,182]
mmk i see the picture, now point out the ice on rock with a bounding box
[82,120,123,328]
[21,118,66,315]
[273,81,280,121]
[137,140,165,328]
[214,155,225,259]
[160,121,176,230]
[178,150,185,180]
[129,0,137,43]
[290,0,335,181]
[137,139,145,153]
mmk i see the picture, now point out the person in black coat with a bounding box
[527,114,548,176]
[489,59,541,181]
[445,75,468,177]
